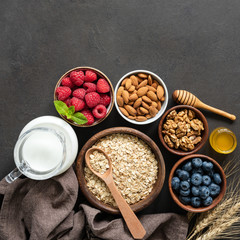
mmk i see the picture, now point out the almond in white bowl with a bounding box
[114,70,168,125]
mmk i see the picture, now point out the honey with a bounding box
[209,127,237,154]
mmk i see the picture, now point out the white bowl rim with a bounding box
[114,70,168,125]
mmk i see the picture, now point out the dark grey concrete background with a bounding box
[0,0,239,216]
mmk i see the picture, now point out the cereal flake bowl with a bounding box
[158,105,209,155]
[54,66,114,127]
[114,70,168,125]
[169,154,226,212]
[76,127,166,214]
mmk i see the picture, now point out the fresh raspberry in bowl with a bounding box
[54,67,114,127]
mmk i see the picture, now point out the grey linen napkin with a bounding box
[0,167,188,240]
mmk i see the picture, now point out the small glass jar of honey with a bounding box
[209,127,237,154]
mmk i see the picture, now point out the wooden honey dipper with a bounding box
[172,90,236,121]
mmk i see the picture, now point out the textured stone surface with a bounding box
[0,0,239,214]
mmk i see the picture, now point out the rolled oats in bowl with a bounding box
[84,133,158,207]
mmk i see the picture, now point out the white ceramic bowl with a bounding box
[114,70,168,125]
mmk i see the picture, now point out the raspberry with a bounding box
[63,98,71,107]
[81,109,95,125]
[92,104,107,119]
[99,94,111,106]
[83,82,97,93]
[70,71,85,86]
[85,70,97,82]
[72,88,86,100]
[70,97,85,111]
[85,92,100,108]
[56,86,71,101]
[61,77,74,89]
[97,78,110,93]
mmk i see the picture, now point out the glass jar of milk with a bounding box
[5,116,78,183]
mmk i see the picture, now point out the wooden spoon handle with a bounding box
[106,180,146,239]
[196,102,236,121]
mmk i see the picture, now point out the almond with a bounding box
[157,85,164,100]
[128,115,136,120]
[129,93,138,102]
[125,78,132,90]
[147,85,157,93]
[157,101,161,110]
[148,75,153,85]
[119,107,129,117]
[160,96,165,101]
[137,107,144,116]
[117,96,124,107]
[149,106,158,117]
[137,87,148,97]
[140,107,149,114]
[128,101,134,105]
[121,78,127,86]
[124,105,137,116]
[130,75,139,86]
[142,96,152,104]
[136,116,147,122]
[146,114,152,119]
[147,91,158,101]
[128,85,135,92]
[122,90,129,104]
[151,101,158,108]
[151,82,158,89]
[133,98,142,108]
[138,73,148,79]
[136,79,148,89]
[142,101,150,110]
[138,77,144,83]
[117,86,124,97]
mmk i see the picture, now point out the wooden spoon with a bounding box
[172,90,236,121]
[85,147,146,240]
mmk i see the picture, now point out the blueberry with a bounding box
[192,168,203,175]
[191,197,201,207]
[202,161,213,172]
[171,177,180,190]
[209,183,221,197]
[199,186,210,199]
[180,181,190,191]
[180,189,190,196]
[202,175,211,186]
[191,173,202,186]
[213,173,222,184]
[208,169,215,177]
[182,161,192,172]
[178,170,190,181]
[191,186,200,196]
[203,196,213,206]
[179,196,191,205]
[176,169,182,177]
[192,158,203,168]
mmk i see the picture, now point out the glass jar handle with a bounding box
[5,168,22,183]
[5,162,29,183]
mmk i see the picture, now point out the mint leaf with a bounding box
[67,106,75,116]
[70,112,88,125]
[54,101,69,115]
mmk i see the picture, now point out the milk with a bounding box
[19,116,78,175]
[22,131,63,172]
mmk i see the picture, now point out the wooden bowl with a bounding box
[54,66,114,127]
[75,127,166,214]
[169,154,227,212]
[158,105,209,155]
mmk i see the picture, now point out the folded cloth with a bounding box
[0,168,188,240]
